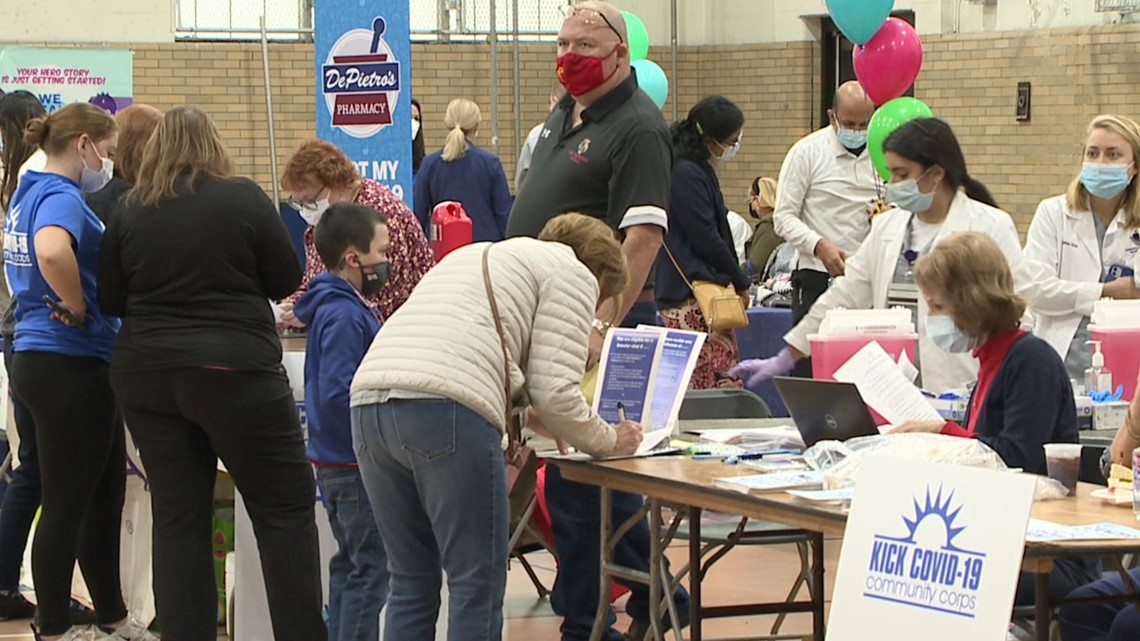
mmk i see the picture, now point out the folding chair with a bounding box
[642,389,818,641]
[507,451,556,598]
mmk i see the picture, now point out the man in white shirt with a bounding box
[514,84,566,192]
[773,80,879,375]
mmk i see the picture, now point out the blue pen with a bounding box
[692,453,727,461]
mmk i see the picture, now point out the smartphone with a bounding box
[42,295,89,334]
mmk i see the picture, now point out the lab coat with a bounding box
[784,191,1025,394]
[1021,194,1140,361]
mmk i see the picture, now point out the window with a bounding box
[174,0,313,41]
[410,0,569,42]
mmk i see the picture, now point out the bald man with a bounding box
[506,2,690,640]
[772,81,880,376]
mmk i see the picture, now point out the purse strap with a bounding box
[661,242,697,294]
[481,245,522,462]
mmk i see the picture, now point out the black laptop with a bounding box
[772,377,879,447]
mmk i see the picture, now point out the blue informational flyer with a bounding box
[592,327,706,454]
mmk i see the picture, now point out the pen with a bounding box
[617,402,626,423]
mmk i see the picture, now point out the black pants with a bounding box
[10,351,127,636]
[111,366,325,641]
[790,269,832,378]
[0,337,42,592]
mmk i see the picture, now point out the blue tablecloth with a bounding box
[735,306,794,417]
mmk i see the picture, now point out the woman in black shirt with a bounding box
[97,106,325,641]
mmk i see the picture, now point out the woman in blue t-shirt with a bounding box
[4,103,150,641]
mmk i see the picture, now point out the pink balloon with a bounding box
[852,18,923,105]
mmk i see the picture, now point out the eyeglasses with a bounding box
[560,5,624,43]
[287,186,328,212]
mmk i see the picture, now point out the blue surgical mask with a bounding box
[836,127,867,151]
[1080,162,1133,200]
[925,314,979,354]
[886,173,935,214]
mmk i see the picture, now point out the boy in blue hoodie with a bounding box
[294,202,389,641]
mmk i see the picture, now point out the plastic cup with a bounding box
[1044,443,1082,496]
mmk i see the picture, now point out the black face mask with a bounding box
[360,261,391,297]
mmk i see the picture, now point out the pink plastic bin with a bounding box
[809,334,920,425]
[1089,326,1140,401]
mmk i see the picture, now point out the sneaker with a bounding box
[0,589,35,619]
[31,625,100,641]
[99,618,159,641]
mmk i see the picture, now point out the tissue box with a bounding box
[1075,396,1094,430]
[1093,401,1130,432]
[929,398,969,423]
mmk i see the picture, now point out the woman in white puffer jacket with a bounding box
[349,212,643,641]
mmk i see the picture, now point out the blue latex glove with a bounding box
[730,347,796,387]
[1089,385,1126,404]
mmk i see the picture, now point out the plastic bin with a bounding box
[809,334,920,382]
[1089,325,1140,401]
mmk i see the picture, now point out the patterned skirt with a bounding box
[659,298,745,390]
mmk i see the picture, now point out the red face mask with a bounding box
[556,44,620,96]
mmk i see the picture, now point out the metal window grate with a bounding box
[174,0,313,41]
[411,0,570,41]
[1096,0,1140,12]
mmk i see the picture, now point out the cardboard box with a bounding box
[1093,401,1130,432]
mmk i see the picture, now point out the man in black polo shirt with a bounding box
[507,3,688,640]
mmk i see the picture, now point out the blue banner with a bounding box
[314,7,411,205]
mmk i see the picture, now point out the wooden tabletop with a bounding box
[552,455,1140,565]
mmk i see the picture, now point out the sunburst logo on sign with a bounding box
[321,16,401,139]
[863,485,987,618]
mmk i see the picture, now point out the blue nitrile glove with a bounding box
[730,347,796,387]
[1090,385,1126,404]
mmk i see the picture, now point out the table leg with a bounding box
[689,506,702,641]
[590,487,614,641]
[649,497,663,641]
[811,533,825,641]
[1035,572,1050,641]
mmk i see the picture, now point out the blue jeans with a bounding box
[352,399,508,641]
[545,464,690,641]
[0,336,41,591]
[315,466,390,641]
[1058,568,1140,641]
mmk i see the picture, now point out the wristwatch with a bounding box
[591,318,613,334]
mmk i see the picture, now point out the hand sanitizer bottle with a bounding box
[1085,340,1112,396]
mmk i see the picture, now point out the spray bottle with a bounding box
[1085,340,1113,396]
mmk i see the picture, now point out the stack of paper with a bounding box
[689,426,804,449]
[1025,519,1140,542]
[714,470,824,494]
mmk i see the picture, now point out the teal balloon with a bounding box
[623,11,650,61]
[632,60,668,110]
[868,97,934,181]
[826,0,895,45]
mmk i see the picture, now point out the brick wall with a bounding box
[12,22,1140,235]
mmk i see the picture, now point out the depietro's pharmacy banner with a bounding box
[0,47,133,114]
[314,5,412,205]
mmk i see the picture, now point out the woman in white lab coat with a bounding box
[731,118,1024,393]
[1022,114,1140,380]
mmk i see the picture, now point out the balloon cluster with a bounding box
[623,11,668,110]
[826,0,932,180]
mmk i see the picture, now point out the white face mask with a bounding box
[299,199,330,227]
[411,118,421,141]
[78,139,113,194]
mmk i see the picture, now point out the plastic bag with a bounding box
[804,434,1008,490]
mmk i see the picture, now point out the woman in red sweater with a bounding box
[894,231,1096,608]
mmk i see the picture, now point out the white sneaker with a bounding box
[35,626,100,641]
[98,619,159,641]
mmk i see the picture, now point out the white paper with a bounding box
[714,470,824,493]
[833,341,944,425]
[636,427,673,454]
[787,487,855,502]
[897,349,919,384]
[270,300,286,323]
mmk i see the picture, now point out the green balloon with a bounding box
[623,11,649,61]
[868,97,935,181]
